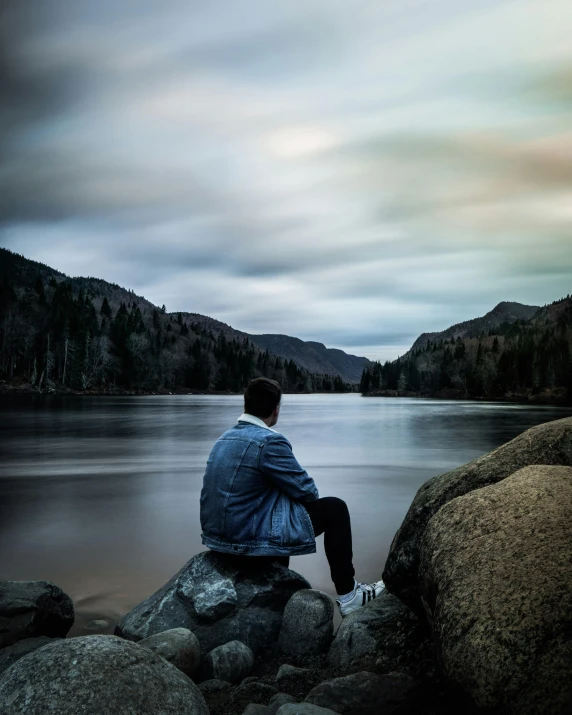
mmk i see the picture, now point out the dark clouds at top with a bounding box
[1,0,571,360]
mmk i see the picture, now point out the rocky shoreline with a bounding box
[1,417,571,714]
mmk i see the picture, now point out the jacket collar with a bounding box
[237,413,278,432]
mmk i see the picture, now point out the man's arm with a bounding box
[260,434,319,502]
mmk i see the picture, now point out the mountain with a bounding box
[360,295,572,404]
[158,315,368,384]
[244,335,369,384]
[0,248,353,394]
[409,301,540,353]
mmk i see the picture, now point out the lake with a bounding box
[1,393,571,635]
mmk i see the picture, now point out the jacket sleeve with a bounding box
[260,434,319,503]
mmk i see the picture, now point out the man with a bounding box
[200,377,384,616]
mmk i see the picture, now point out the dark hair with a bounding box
[244,377,281,418]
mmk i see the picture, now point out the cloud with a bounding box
[1,0,572,360]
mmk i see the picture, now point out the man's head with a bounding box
[244,377,281,426]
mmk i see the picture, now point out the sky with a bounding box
[1,0,571,361]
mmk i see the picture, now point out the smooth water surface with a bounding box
[1,394,571,634]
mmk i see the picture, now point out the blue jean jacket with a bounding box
[200,417,319,556]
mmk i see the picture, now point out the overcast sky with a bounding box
[1,0,571,361]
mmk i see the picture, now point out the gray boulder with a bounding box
[275,664,322,698]
[115,551,310,655]
[277,705,340,715]
[269,693,298,713]
[0,580,74,648]
[383,416,572,613]
[0,636,55,676]
[419,464,572,715]
[328,590,432,676]
[243,705,271,715]
[305,671,419,715]
[276,664,309,684]
[203,639,254,683]
[279,589,333,656]
[138,627,200,678]
[241,676,259,686]
[0,634,208,714]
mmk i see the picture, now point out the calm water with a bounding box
[1,394,571,635]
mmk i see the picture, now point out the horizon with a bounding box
[2,245,562,365]
[2,1,572,361]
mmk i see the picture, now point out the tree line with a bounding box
[0,249,353,394]
[360,296,572,402]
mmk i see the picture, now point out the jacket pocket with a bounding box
[271,495,314,547]
[270,493,286,544]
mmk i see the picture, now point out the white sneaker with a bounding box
[336,580,385,617]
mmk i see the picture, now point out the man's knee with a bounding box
[321,496,349,518]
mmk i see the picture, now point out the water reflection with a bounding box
[1,394,570,634]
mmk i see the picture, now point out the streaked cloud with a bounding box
[1,0,571,362]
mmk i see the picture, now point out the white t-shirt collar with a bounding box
[237,413,278,432]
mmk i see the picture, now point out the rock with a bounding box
[0,634,208,714]
[225,682,280,713]
[203,639,254,683]
[277,705,340,715]
[138,627,200,678]
[419,465,572,715]
[328,590,432,676]
[237,682,279,701]
[383,416,572,613]
[276,664,309,683]
[84,618,109,632]
[268,692,298,713]
[279,589,333,656]
[198,678,233,693]
[274,664,322,697]
[0,580,74,648]
[0,636,55,676]
[115,550,310,655]
[305,671,419,715]
[241,676,259,685]
[243,705,271,715]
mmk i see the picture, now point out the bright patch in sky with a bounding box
[1,0,571,361]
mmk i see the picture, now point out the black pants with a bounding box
[304,496,355,595]
[264,497,355,595]
[221,497,356,596]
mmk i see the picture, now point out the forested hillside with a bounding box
[0,249,351,394]
[245,334,370,383]
[360,295,572,403]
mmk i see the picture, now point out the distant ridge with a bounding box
[359,295,571,403]
[0,247,365,392]
[174,316,370,384]
[247,334,370,384]
[409,301,540,354]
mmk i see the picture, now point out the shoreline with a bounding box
[0,380,358,398]
[361,388,572,406]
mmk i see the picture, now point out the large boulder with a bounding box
[0,580,74,648]
[115,551,310,655]
[328,590,432,677]
[0,636,55,677]
[383,416,572,613]
[419,465,572,715]
[0,634,208,714]
[279,589,333,656]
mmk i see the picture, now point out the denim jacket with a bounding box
[200,415,319,556]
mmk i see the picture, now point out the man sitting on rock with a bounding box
[200,376,384,616]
